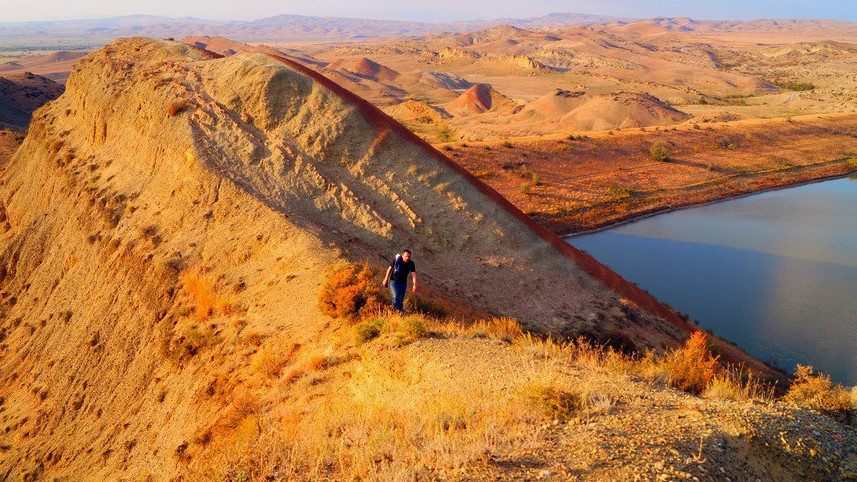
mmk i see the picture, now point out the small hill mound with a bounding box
[512,88,587,123]
[396,70,472,90]
[560,92,691,131]
[0,72,64,129]
[443,84,517,116]
[346,57,400,82]
[384,99,450,123]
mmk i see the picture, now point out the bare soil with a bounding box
[443,113,857,234]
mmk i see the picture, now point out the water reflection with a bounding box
[567,177,857,385]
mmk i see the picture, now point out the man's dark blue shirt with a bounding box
[390,256,416,284]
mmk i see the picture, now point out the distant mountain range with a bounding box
[2,13,855,50]
[0,12,630,48]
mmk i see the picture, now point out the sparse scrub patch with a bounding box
[251,343,296,378]
[317,262,384,321]
[703,366,773,402]
[771,80,814,91]
[465,317,523,342]
[168,326,222,363]
[525,383,586,420]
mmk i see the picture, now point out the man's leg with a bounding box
[390,281,405,311]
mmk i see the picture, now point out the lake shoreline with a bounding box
[559,165,857,238]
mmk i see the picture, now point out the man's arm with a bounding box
[411,272,417,293]
[382,266,392,287]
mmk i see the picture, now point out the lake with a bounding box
[567,177,857,385]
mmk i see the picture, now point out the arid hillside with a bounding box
[0,72,64,130]
[0,37,719,479]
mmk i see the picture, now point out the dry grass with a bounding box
[250,343,297,379]
[180,268,235,321]
[703,365,775,402]
[197,314,822,480]
[200,325,629,479]
[785,365,853,416]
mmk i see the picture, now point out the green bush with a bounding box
[398,316,428,341]
[772,80,814,91]
[649,143,671,162]
[354,319,384,344]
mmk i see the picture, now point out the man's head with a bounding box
[402,249,412,261]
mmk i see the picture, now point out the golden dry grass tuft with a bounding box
[180,268,235,321]
[785,365,853,417]
[702,365,774,402]
[250,343,298,379]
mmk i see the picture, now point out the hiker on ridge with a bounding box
[382,249,417,312]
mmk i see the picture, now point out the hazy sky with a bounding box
[0,0,854,23]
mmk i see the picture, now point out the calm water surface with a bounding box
[567,177,857,385]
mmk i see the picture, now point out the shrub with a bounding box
[502,141,514,148]
[354,319,384,344]
[661,331,719,395]
[397,315,428,341]
[520,183,532,195]
[649,143,671,162]
[772,80,814,91]
[784,365,853,415]
[318,263,384,321]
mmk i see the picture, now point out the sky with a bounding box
[0,0,854,23]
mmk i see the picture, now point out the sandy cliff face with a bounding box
[0,37,691,478]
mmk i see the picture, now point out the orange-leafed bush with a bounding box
[317,263,384,321]
[662,331,719,395]
[181,269,234,321]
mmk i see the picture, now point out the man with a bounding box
[382,249,417,312]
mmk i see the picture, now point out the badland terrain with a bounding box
[0,13,856,481]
